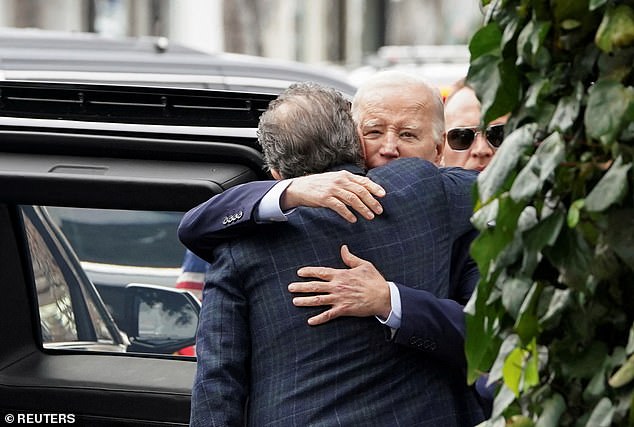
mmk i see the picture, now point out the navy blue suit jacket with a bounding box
[179,163,479,376]
[184,158,485,426]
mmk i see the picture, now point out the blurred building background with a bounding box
[0,0,482,70]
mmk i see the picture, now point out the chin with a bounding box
[469,164,488,172]
[368,158,391,168]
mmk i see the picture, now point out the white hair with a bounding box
[351,70,445,145]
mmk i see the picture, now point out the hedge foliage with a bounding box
[465,0,634,425]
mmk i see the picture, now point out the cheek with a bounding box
[400,142,436,160]
[361,146,377,167]
[363,144,378,157]
[442,149,469,167]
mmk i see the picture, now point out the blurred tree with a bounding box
[14,0,39,28]
[465,0,634,425]
[223,0,262,55]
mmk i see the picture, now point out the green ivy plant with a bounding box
[465,0,634,426]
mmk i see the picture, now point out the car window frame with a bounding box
[21,204,127,350]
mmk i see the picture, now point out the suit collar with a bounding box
[327,163,366,176]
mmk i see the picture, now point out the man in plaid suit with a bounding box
[185,82,485,426]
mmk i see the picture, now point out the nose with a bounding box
[471,134,494,158]
[379,133,399,159]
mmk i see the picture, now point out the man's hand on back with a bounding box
[288,245,391,325]
[281,171,385,223]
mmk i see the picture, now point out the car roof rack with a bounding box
[0,81,276,128]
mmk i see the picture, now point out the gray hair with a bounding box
[351,70,445,146]
[258,82,364,179]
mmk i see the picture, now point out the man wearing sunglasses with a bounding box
[442,82,508,171]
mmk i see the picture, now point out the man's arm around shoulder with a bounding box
[178,180,277,260]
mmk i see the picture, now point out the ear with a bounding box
[358,127,368,163]
[270,169,283,180]
[433,132,446,165]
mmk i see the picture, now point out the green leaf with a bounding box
[589,0,608,11]
[535,393,565,427]
[627,323,634,355]
[484,59,522,125]
[563,341,609,380]
[510,132,565,203]
[492,385,517,419]
[554,0,592,23]
[477,124,537,203]
[489,334,521,385]
[469,52,520,127]
[502,277,532,320]
[496,206,538,272]
[585,80,634,144]
[503,348,526,396]
[605,209,634,269]
[465,285,503,384]
[585,156,631,212]
[525,79,551,109]
[548,82,584,133]
[468,53,501,118]
[597,47,634,82]
[608,353,634,388]
[472,198,499,231]
[508,415,535,427]
[591,241,622,281]
[469,22,503,59]
[584,354,610,400]
[544,226,593,289]
[501,12,522,47]
[522,210,564,275]
[595,5,634,53]
[539,288,572,328]
[515,282,541,344]
[517,20,551,68]
[510,167,540,203]
[471,195,525,271]
[561,19,581,30]
[523,338,540,389]
[585,397,614,427]
[525,209,565,250]
[567,199,585,228]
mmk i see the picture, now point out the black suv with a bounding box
[0,27,357,321]
[0,81,277,425]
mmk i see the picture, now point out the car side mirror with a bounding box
[122,284,201,356]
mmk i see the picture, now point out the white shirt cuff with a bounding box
[255,179,293,223]
[376,281,402,331]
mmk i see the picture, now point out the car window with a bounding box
[21,206,124,350]
[22,205,200,357]
[45,207,184,269]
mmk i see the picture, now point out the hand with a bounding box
[281,171,385,223]
[288,245,391,325]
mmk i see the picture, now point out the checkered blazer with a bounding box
[190,158,485,426]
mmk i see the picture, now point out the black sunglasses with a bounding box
[446,124,505,151]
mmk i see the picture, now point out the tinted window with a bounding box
[23,205,200,356]
[45,207,184,268]
[22,207,123,350]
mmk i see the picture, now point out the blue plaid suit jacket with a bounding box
[189,158,485,426]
